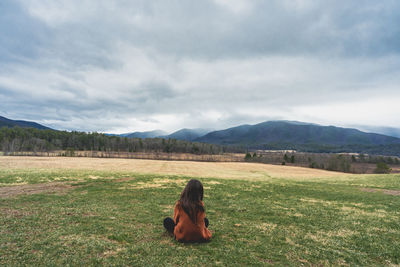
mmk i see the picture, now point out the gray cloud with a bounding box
[0,1,48,63]
[1,0,400,133]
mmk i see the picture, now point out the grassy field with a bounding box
[1,157,399,266]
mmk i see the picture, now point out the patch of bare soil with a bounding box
[360,187,400,196]
[0,182,74,198]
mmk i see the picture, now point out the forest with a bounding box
[0,127,242,154]
[245,151,398,173]
[255,142,400,157]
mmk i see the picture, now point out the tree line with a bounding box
[0,127,243,155]
[245,151,399,173]
[254,142,400,157]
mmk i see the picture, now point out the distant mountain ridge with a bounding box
[122,130,167,139]
[355,125,400,139]
[118,121,400,148]
[195,121,400,147]
[0,115,52,130]
[3,114,400,151]
[119,128,211,141]
[161,128,212,141]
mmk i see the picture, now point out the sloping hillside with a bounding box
[0,115,52,130]
[196,121,400,146]
[163,128,211,141]
[122,130,167,138]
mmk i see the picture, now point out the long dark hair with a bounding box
[179,179,204,224]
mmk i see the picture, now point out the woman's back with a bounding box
[163,179,212,243]
[173,201,211,242]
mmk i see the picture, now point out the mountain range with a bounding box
[118,128,212,141]
[195,121,400,147]
[117,121,400,147]
[2,115,400,151]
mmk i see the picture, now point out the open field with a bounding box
[5,151,246,163]
[0,156,347,180]
[1,156,399,266]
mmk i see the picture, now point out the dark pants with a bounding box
[163,217,209,234]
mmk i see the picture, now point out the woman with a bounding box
[163,179,211,242]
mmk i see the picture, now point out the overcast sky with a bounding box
[1,0,400,133]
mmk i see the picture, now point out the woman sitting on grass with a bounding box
[163,179,212,243]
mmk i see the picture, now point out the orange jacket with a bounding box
[173,201,212,242]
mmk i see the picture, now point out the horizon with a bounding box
[4,114,400,139]
[111,120,384,136]
[1,1,400,133]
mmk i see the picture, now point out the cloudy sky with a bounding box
[1,0,400,133]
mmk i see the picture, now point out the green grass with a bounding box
[1,168,399,266]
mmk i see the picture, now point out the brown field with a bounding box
[5,151,245,162]
[0,156,349,180]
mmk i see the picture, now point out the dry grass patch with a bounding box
[291,212,304,217]
[120,182,163,190]
[255,222,277,233]
[299,197,340,206]
[120,178,187,189]
[52,176,71,181]
[305,232,330,245]
[299,198,376,210]
[326,229,356,238]
[204,180,222,185]
[0,207,33,218]
[101,247,126,258]
[0,182,28,186]
[285,237,296,246]
[153,178,187,184]
[306,229,356,245]
[114,177,135,182]
[368,227,398,234]
[60,234,121,245]
[340,206,387,218]
[161,204,174,213]
[58,234,127,258]
[0,182,75,198]
[361,187,400,196]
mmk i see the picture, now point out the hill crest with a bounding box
[0,115,52,130]
[195,120,400,147]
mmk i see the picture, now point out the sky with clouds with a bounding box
[1,0,400,133]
